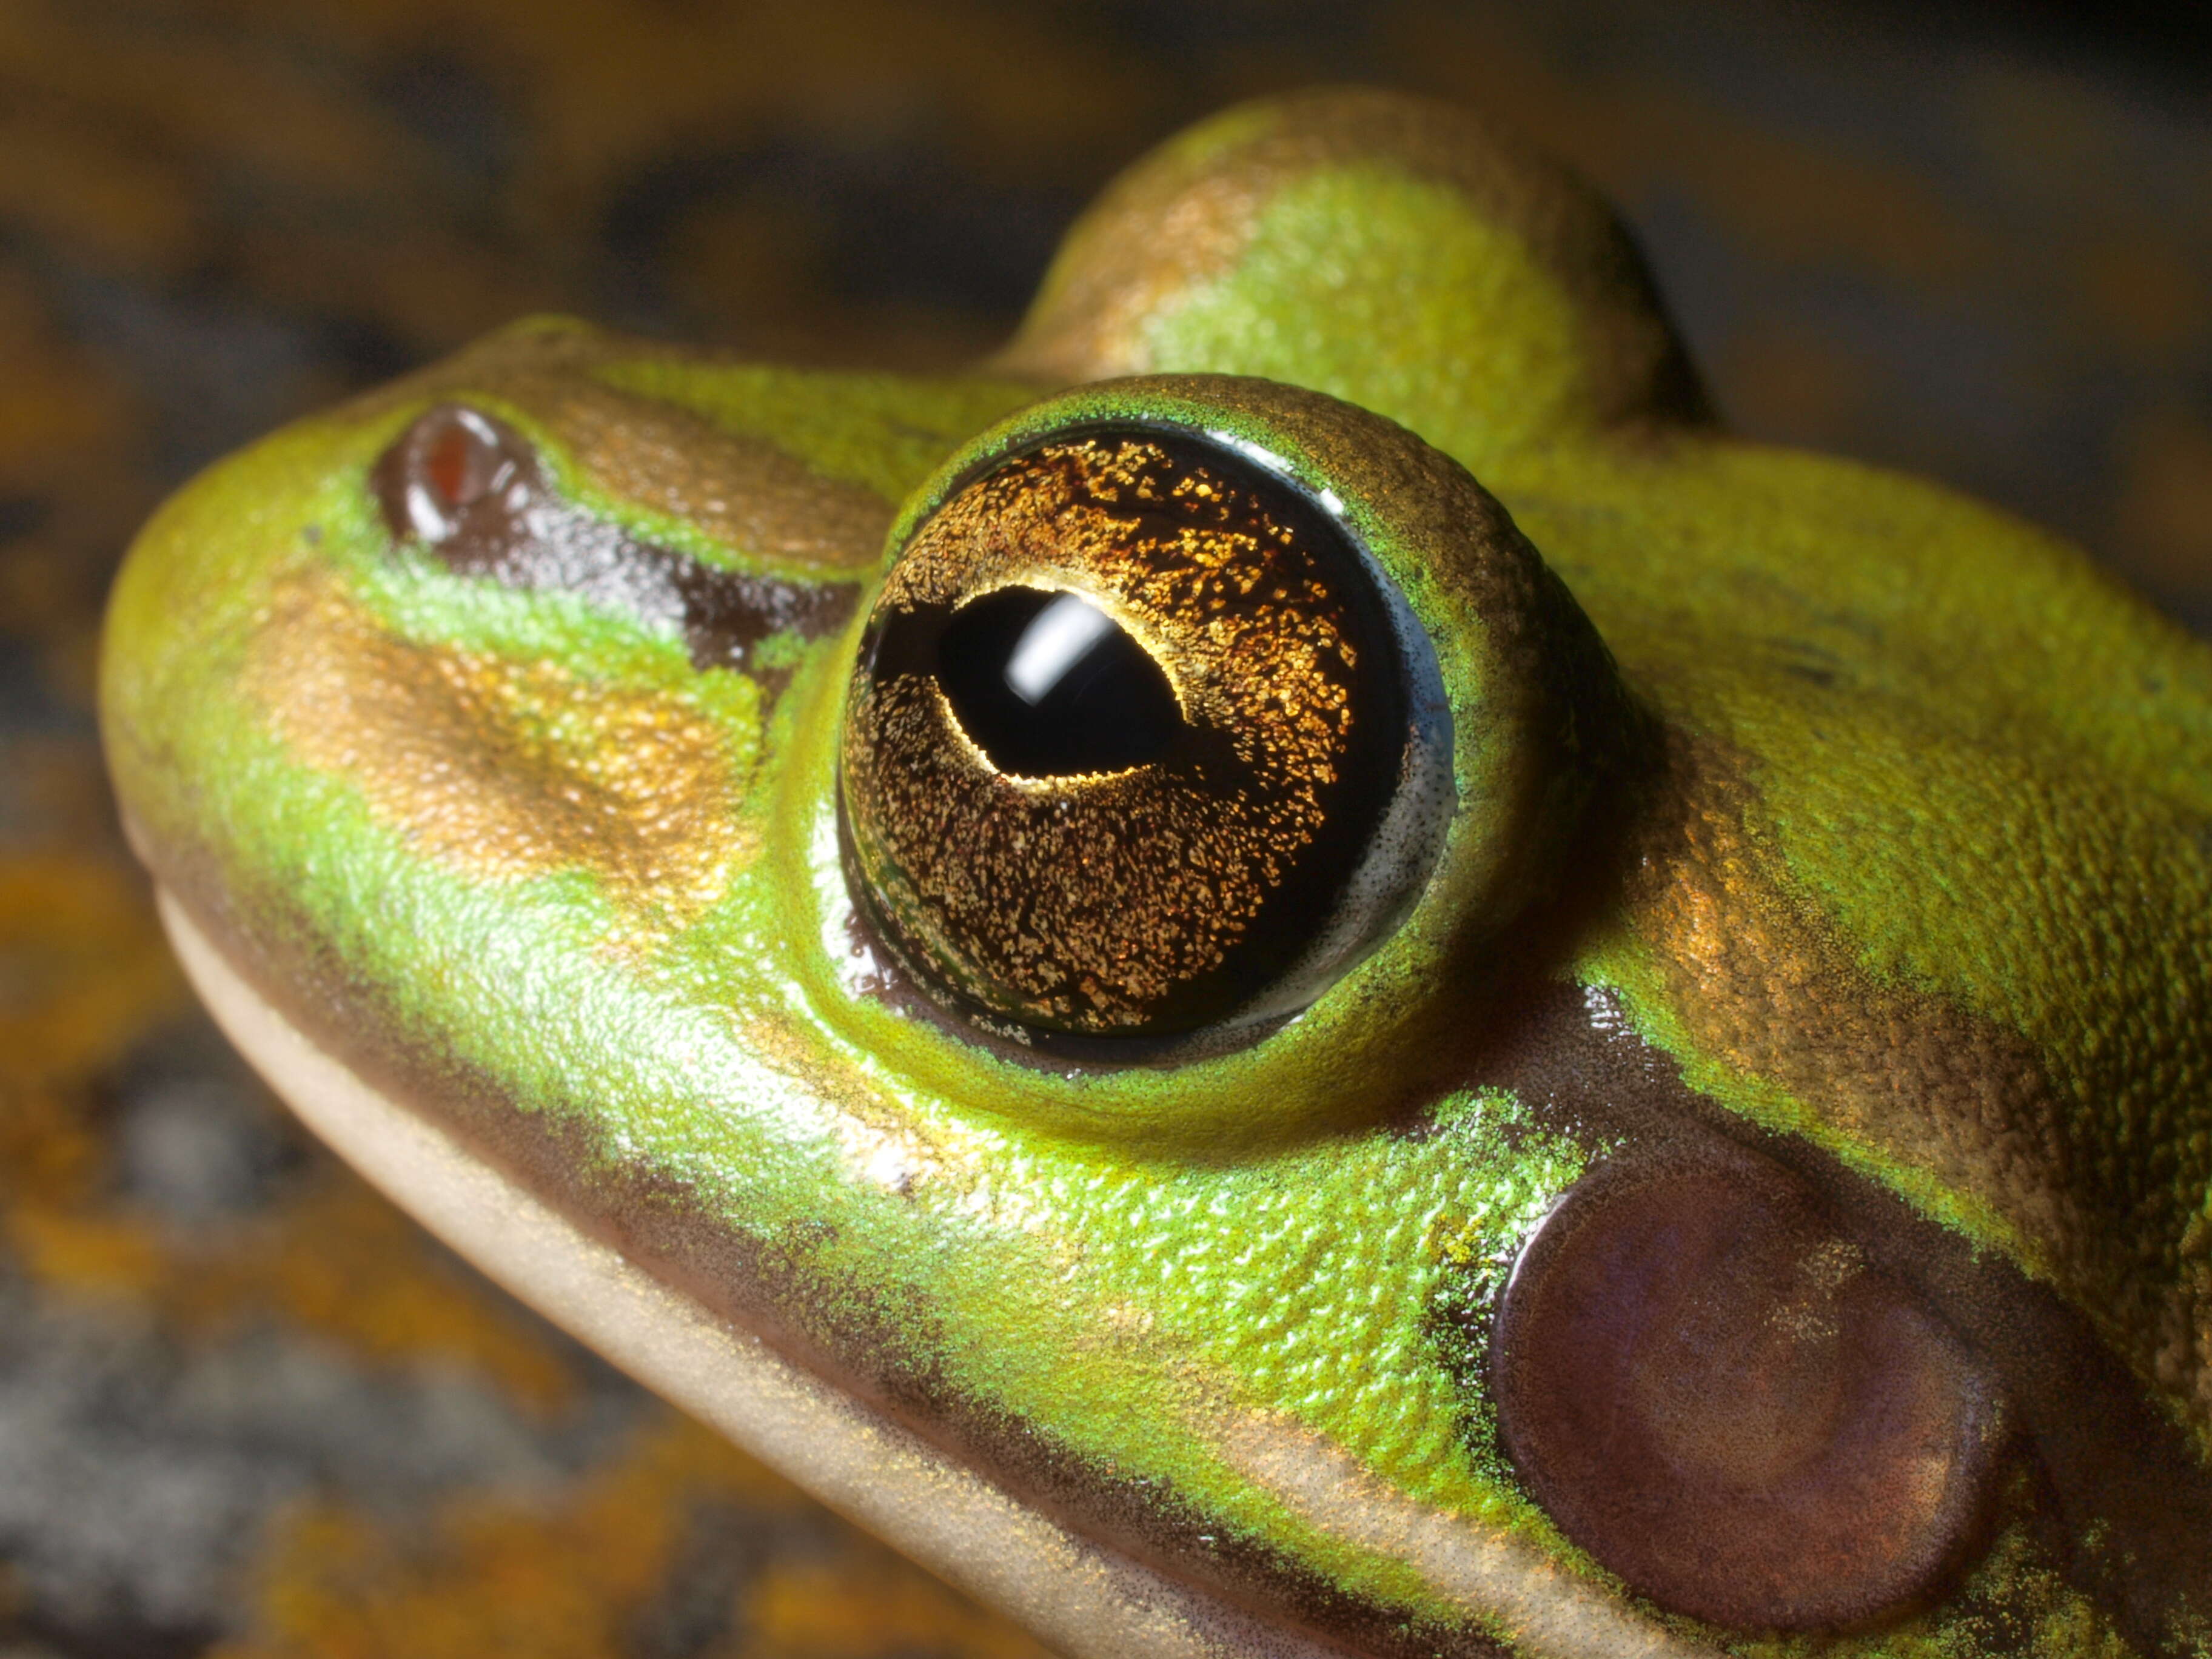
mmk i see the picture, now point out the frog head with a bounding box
[101,88,2212,1658]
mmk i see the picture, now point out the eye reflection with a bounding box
[1004,591,1121,706]
[936,586,1182,779]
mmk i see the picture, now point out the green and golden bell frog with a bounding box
[100,88,2212,1659]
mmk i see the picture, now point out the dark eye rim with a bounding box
[837,415,1457,1057]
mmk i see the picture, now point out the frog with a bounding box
[98,85,2212,1659]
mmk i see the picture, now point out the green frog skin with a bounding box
[99,89,2212,1658]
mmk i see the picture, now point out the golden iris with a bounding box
[840,427,1429,1045]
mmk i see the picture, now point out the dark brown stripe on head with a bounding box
[372,403,860,673]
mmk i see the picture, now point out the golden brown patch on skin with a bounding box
[999,88,1706,433]
[1634,734,2210,1439]
[240,573,756,937]
[360,323,892,569]
[506,369,894,569]
[998,155,1260,385]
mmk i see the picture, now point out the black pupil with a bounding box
[937,586,1181,777]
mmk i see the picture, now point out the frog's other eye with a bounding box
[1492,1147,2005,1631]
[839,420,1454,1047]
[376,404,535,546]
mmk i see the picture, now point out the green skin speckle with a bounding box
[101,89,2212,1658]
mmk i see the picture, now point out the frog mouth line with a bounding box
[158,885,1738,1659]
[152,889,1369,1659]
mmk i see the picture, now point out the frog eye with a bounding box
[374,404,535,549]
[1492,1147,2005,1630]
[839,420,1453,1046]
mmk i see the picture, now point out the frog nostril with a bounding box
[375,404,532,546]
[1491,1145,2005,1632]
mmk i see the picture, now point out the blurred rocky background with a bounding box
[1,2,2207,1654]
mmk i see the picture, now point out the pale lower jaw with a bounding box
[155,885,1344,1659]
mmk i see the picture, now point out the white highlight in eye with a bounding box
[1201,427,1295,479]
[1003,591,1118,706]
